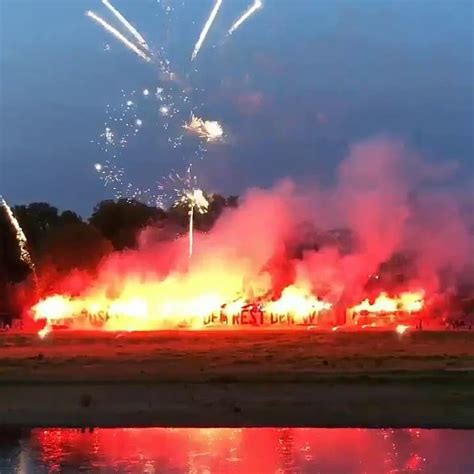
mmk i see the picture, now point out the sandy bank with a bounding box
[0,331,473,428]
[0,378,473,428]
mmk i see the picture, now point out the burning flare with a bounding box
[395,324,410,335]
[348,291,425,328]
[32,284,333,332]
[349,291,425,315]
[263,286,332,319]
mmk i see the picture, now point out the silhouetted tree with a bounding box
[1,194,243,319]
[226,195,239,208]
[58,210,82,226]
[41,222,112,274]
[13,203,60,256]
[166,200,190,231]
[200,193,227,230]
[89,199,166,250]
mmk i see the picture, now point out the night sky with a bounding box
[1,0,472,215]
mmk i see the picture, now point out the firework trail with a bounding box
[171,166,209,257]
[101,0,150,53]
[191,0,223,61]
[0,197,36,275]
[228,0,263,35]
[86,11,151,62]
[184,188,209,257]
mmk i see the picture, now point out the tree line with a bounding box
[0,195,238,314]
[1,194,472,319]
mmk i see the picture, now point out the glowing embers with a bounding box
[183,114,224,142]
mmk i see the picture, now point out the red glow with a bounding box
[32,288,425,334]
[349,291,424,315]
[29,427,461,473]
[27,139,472,336]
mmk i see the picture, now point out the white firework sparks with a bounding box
[101,126,115,145]
[191,0,223,61]
[0,197,35,272]
[101,0,150,52]
[183,113,223,142]
[228,0,263,35]
[202,120,224,141]
[86,10,151,62]
[179,188,209,214]
[92,82,197,208]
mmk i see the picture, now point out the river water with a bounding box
[0,428,472,473]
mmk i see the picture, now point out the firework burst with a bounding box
[86,1,260,234]
[184,113,224,142]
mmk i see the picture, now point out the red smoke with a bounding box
[31,138,473,332]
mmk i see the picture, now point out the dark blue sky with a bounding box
[1,0,472,215]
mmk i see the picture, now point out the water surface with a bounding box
[1,427,473,473]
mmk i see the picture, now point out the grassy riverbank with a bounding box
[0,331,473,427]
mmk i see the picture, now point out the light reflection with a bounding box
[0,428,472,473]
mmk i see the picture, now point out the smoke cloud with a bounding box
[33,138,474,328]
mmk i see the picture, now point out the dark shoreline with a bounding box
[1,378,473,429]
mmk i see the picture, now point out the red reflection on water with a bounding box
[31,428,472,473]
